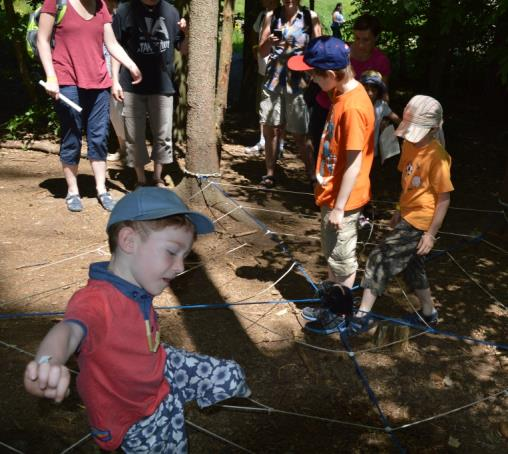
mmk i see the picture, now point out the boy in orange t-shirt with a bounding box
[288,36,375,334]
[349,95,454,335]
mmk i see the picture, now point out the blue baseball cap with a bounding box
[106,187,214,234]
[288,36,350,72]
[360,70,386,95]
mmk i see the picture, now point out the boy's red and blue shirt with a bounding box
[64,261,170,451]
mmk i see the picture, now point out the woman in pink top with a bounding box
[349,14,391,83]
[38,0,141,213]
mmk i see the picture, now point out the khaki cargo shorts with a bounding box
[321,207,361,278]
[259,87,309,134]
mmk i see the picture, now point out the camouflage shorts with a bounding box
[361,219,429,296]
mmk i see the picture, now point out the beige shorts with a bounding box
[321,206,361,278]
[259,87,309,134]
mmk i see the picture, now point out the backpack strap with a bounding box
[270,5,282,34]
[55,0,67,24]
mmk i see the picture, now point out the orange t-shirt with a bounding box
[314,84,375,210]
[398,139,454,230]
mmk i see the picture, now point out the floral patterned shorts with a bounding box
[122,345,251,453]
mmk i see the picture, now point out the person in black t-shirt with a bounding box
[112,0,187,188]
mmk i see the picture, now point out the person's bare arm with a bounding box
[329,150,362,229]
[24,321,85,403]
[37,13,59,99]
[310,10,322,37]
[104,23,142,84]
[258,11,278,58]
[416,192,451,255]
[177,17,188,55]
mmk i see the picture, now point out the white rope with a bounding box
[186,420,254,453]
[0,441,24,454]
[445,251,506,310]
[0,245,107,281]
[59,433,92,454]
[213,205,241,223]
[0,339,78,374]
[0,279,85,308]
[218,400,383,431]
[218,181,314,196]
[187,181,213,201]
[391,387,508,431]
[182,167,221,179]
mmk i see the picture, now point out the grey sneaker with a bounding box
[65,193,83,212]
[97,192,116,211]
[304,309,346,335]
[403,309,438,327]
[301,306,325,321]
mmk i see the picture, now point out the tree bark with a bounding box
[181,0,220,197]
[215,0,235,140]
[172,0,190,148]
[239,0,262,123]
[4,0,38,103]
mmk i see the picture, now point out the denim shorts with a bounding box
[321,206,361,278]
[121,345,251,453]
[55,86,110,165]
[361,219,429,296]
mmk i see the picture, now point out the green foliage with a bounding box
[2,103,59,140]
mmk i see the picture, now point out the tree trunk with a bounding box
[4,0,38,103]
[239,0,262,124]
[172,0,190,148]
[215,0,235,140]
[180,0,220,197]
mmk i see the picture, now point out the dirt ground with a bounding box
[0,113,507,453]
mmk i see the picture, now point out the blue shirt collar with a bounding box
[89,262,154,319]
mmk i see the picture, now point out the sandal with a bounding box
[65,193,83,212]
[97,192,116,212]
[260,175,275,188]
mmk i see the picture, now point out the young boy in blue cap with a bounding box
[288,36,375,335]
[24,187,250,452]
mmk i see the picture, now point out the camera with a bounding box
[273,29,283,40]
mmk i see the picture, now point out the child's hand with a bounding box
[416,232,435,255]
[128,64,142,85]
[389,211,401,228]
[177,18,187,33]
[329,207,344,229]
[24,360,71,403]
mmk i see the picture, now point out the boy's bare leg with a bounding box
[328,268,356,290]
[62,163,79,195]
[356,288,377,317]
[263,125,278,178]
[414,287,434,316]
[90,160,107,195]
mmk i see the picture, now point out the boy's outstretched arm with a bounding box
[24,321,84,403]
[417,192,451,255]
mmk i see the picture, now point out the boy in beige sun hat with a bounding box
[347,94,454,335]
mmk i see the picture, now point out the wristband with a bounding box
[37,355,52,364]
[46,75,58,83]
[424,232,437,241]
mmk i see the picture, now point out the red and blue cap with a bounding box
[288,36,350,72]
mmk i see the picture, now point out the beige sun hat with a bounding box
[395,95,443,143]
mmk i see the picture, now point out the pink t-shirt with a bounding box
[350,47,391,80]
[41,0,112,89]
